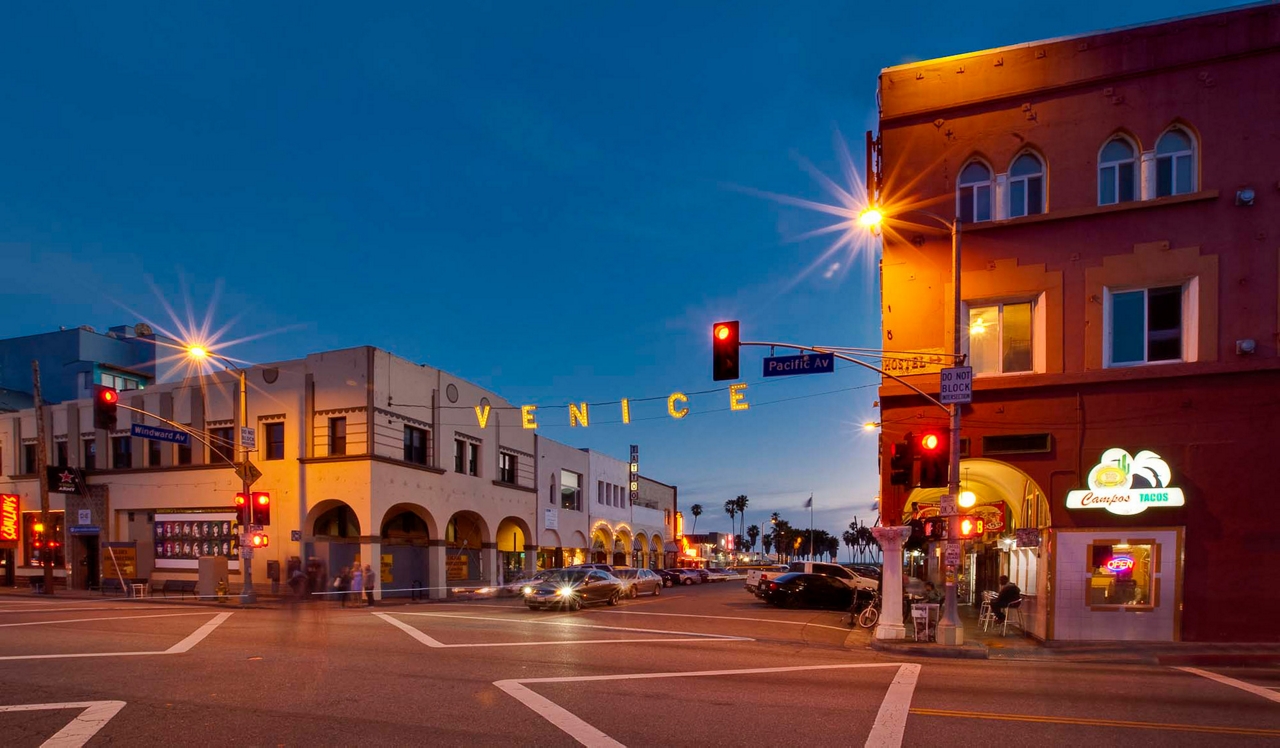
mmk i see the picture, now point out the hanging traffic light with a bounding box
[957,516,985,538]
[889,432,914,486]
[917,429,950,488]
[234,492,249,526]
[711,321,740,381]
[93,385,119,430]
[251,492,271,526]
[249,531,269,548]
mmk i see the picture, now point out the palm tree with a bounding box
[733,495,749,540]
[762,535,773,556]
[723,499,737,539]
[842,529,857,563]
[747,524,760,555]
[689,504,703,534]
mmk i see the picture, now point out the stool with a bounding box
[130,583,148,599]
[1002,599,1025,636]
[978,592,997,631]
[911,607,931,641]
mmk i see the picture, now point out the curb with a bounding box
[869,638,988,660]
[1156,652,1280,667]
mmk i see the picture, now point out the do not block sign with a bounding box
[939,366,972,405]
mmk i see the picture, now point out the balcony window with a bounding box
[1098,137,1137,205]
[957,161,993,223]
[499,452,517,484]
[264,422,285,461]
[1107,285,1186,367]
[1007,153,1044,218]
[1155,127,1195,197]
[966,301,1033,375]
[403,426,428,465]
[329,417,347,457]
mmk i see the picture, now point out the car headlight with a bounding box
[557,586,574,597]
[522,586,533,595]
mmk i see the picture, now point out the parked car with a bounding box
[570,563,615,574]
[705,567,735,582]
[501,569,555,596]
[664,568,702,586]
[613,568,664,598]
[759,572,855,610]
[849,564,882,581]
[744,565,793,594]
[749,562,877,598]
[654,569,683,588]
[524,569,624,611]
[694,568,710,583]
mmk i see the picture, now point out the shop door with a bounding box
[0,549,13,586]
[72,534,100,590]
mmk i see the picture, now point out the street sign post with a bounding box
[762,352,835,377]
[130,423,190,446]
[944,543,961,568]
[939,366,973,405]
[235,461,262,487]
[240,427,257,451]
[939,494,958,517]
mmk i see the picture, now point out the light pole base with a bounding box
[935,622,964,646]
[874,622,907,641]
[240,590,258,605]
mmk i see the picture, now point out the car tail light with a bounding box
[768,582,777,591]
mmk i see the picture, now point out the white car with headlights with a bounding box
[523,569,624,611]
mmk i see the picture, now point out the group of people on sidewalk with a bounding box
[287,560,375,606]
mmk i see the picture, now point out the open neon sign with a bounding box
[1105,556,1134,572]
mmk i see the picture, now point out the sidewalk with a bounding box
[868,605,1280,665]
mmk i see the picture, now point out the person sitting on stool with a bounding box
[992,575,1020,623]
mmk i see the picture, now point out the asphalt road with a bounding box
[0,583,1275,747]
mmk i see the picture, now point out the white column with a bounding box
[361,540,381,601]
[1140,151,1156,200]
[872,526,912,641]
[523,544,537,575]
[428,541,447,600]
[482,543,498,586]
[994,174,1009,220]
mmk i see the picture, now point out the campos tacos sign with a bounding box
[1066,448,1185,516]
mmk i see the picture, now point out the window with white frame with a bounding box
[1098,137,1137,205]
[956,161,993,223]
[1107,284,1187,366]
[966,301,1034,375]
[1007,153,1044,218]
[1155,127,1195,197]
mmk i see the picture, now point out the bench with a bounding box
[100,578,128,596]
[154,580,198,599]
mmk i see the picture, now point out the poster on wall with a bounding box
[153,512,240,570]
[101,543,137,580]
[445,553,469,581]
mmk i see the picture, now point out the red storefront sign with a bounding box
[0,494,18,542]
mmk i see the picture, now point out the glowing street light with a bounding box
[186,345,208,359]
[959,490,977,508]
[863,421,879,432]
[857,207,884,229]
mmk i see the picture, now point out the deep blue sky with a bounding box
[0,1,1235,540]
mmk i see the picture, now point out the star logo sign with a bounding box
[58,471,74,484]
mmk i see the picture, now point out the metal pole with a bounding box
[238,368,257,604]
[936,219,964,645]
[32,361,54,595]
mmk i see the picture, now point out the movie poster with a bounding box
[153,512,240,570]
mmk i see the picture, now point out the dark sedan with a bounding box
[654,569,682,588]
[759,572,855,610]
[524,569,624,611]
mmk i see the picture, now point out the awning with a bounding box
[664,542,679,553]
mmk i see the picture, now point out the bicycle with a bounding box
[849,589,881,628]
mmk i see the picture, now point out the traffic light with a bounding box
[957,515,985,539]
[248,531,269,548]
[93,385,119,430]
[251,492,271,526]
[234,492,249,526]
[889,432,914,486]
[916,429,949,488]
[712,321,740,381]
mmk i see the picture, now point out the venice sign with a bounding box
[1065,448,1185,516]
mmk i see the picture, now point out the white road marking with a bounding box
[399,611,750,639]
[0,700,126,748]
[586,609,852,633]
[495,663,920,748]
[375,612,751,649]
[0,612,212,628]
[0,612,232,661]
[1176,666,1280,705]
[0,605,170,614]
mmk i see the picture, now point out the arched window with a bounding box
[957,161,992,223]
[1155,127,1195,197]
[1098,137,1137,205]
[1008,153,1044,218]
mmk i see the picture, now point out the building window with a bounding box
[467,443,479,477]
[177,440,191,466]
[403,426,428,465]
[328,417,347,457]
[264,422,285,461]
[967,301,1033,375]
[597,480,605,504]
[560,470,582,511]
[111,436,132,469]
[615,485,623,507]
[22,443,38,475]
[1107,285,1185,367]
[1007,153,1044,218]
[454,439,465,473]
[210,427,234,465]
[23,511,65,568]
[499,452,516,483]
[100,373,140,391]
[148,439,162,467]
[55,441,68,468]
[83,440,96,471]
[1098,137,1137,205]
[957,161,992,223]
[1087,542,1156,609]
[1155,127,1195,197]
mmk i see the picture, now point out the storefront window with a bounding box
[1088,542,1156,608]
[23,511,65,568]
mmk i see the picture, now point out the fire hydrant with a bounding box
[215,578,229,603]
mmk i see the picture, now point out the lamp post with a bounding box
[860,207,965,645]
[187,346,257,605]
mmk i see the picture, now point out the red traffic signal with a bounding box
[251,492,271,526]
[93,385,119,430]
[916,429,949,488]
[711,321,740,382]
[958,516,985,538]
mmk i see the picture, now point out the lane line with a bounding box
[0,606,187,615]
[0,700,127,748]
[0,612,232,661]
[909,708,1280,737]
[0,612,212,628]
[1175,666,1280,705]
[396,611,749,639]
[165,612,234,653]
[584,609,851,633]
[375,613,447,648]
[495,663,915,747]
[374,613,751,648]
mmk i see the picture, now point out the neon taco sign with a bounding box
[1066,449,1185,516]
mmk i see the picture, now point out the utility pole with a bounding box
[936,218,965,646]
[32,361,53,595]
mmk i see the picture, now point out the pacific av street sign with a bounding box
[762,352,835,378]
[131,423,190,446]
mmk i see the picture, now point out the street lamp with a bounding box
[186,345,257,605]
[859,205,966,646]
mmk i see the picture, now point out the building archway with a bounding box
[305,500,362,590]
[650,535,663,570]
[634,532,649,569]
[380,504,435,598]
[566,530,588,567]
[590,523,613,565]
[613,526,633,567]
[445,511,489,583]
[496,516,531,582]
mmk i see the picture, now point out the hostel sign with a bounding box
[1066,448,1185,516]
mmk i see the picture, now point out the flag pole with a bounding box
[808,493,813,561]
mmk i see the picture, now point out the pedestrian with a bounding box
[923,582,943,604]
[351,564,364,607]
[335,566,350,607]
[363,564,376,607]
[991,574,1021,623]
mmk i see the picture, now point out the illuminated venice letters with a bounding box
[474,404,491,429]
[620,398,631,424]
[667,392,689,419]
[729,382,749,411]
[521,405,539,430]
[569,402,589,427]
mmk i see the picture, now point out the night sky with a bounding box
[0,1,1236,539]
